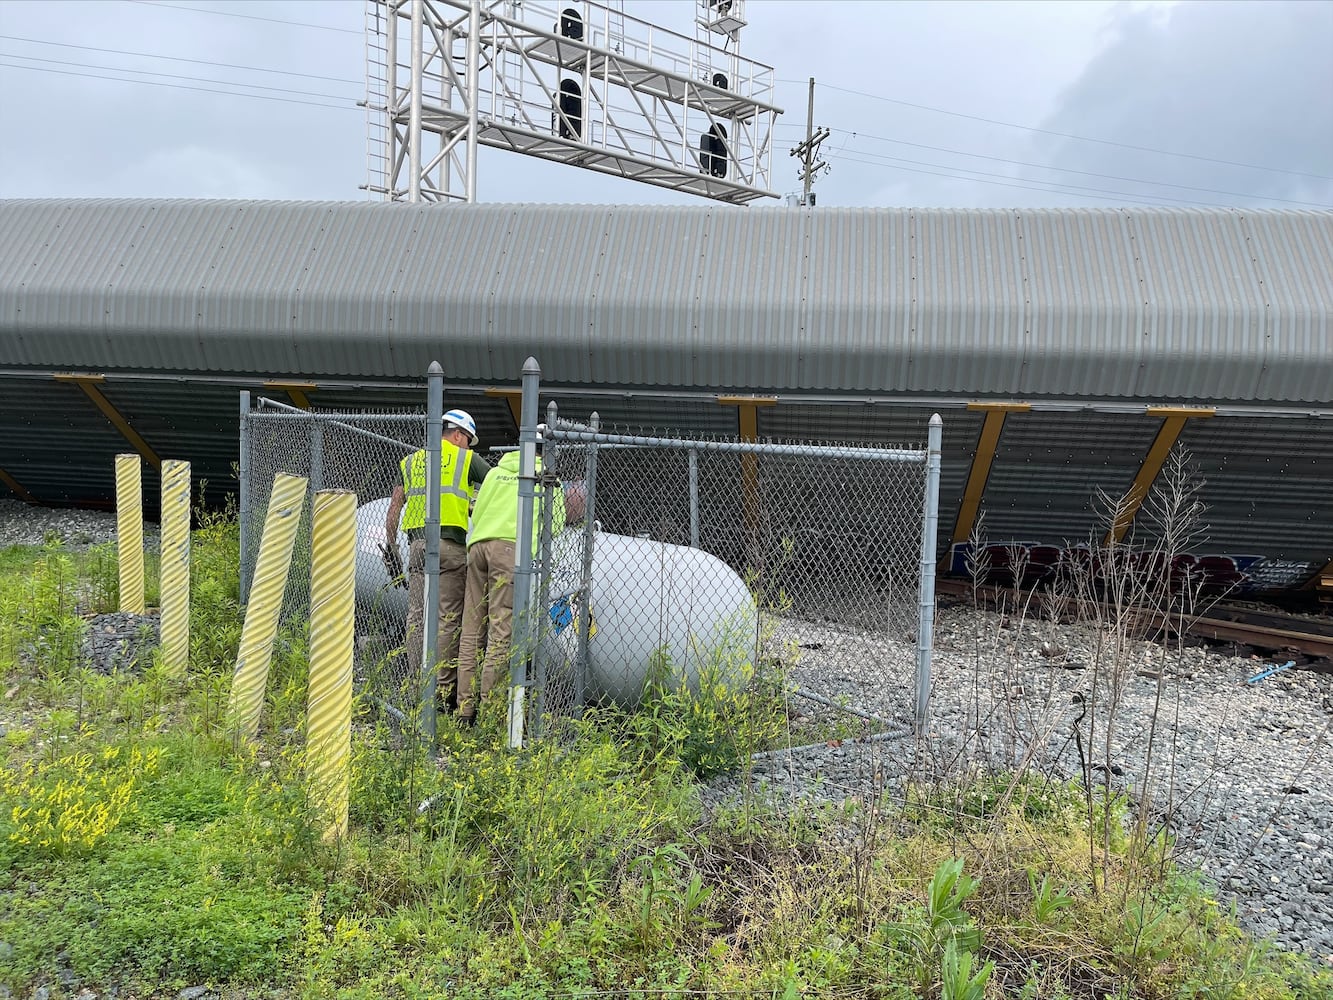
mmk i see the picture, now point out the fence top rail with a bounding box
[547,424,928,463]
[249,402,425,454]
[254,399,426,423]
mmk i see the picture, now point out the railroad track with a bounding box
[1190,604,1333,660]
[935,579,1333,664]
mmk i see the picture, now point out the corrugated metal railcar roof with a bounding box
[2,199,1330,405]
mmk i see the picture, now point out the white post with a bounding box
[465,0,481,203]
[915,414,943,731]
[408,0,423,201]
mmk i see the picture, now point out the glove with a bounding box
[380,543,406,588]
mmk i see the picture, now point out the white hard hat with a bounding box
[443,408,478,447]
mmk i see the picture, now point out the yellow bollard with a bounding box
[226,472,307,744]
[306,489,356,843]
[159,459,191,678]
[115,453,145,615]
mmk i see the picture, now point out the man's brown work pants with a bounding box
[405,536,467,700]
[456,538,516,719]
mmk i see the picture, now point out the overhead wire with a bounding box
[772,123,1331,208]
[0,61,355,111]
[124,0,361,35]
[0,51,357,103]
[0,33,362,85]
[778,78,1333,182]
[807,149,1223,209]
[774,138,1198,207]
[772,134,1332,210]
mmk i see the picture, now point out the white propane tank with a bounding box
[353,498,757,708]
[354,496,411,627]
[550,531,757,707]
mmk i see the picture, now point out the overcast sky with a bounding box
[1,0,1330,210]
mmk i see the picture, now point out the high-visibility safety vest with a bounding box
[399,445,474,531]
[468,451,565,551]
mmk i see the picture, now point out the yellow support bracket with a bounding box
[264,380,317,410]
[1105,406,1215,545]
[718,396,777,537]
[717,395,778,440]
[950,402,1031,545]
[0,467,38,504]
[55,374,161,470]
[485,386,523,430]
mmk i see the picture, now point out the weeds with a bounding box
[1,505,1329,999]
[1029,871,1074,924]
[632,626,786,778]
[1,743,161,855]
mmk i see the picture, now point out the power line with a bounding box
[819,149,1207,209]
[0,61,354,111]
[823,145,1288,208]
[1,51,354,102]
[775,139,1234,208]
[125,0,360,35]
[0,33,361,85]
[774,123,1332,209]
[778,78,1333,182]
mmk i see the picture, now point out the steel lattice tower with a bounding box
[363,0,782,204]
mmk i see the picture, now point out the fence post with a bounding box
[307,489,356,843]
[530,400,561,738]
[238,391,252,605]
[421,362,444,741]
[159,459,191,678]
[509,357,541,749]
[915,414,943,731]
[115,453,145,615]
[575,411,600,713]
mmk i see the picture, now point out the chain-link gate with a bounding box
[527,400,943,738]
[239,394,428,720]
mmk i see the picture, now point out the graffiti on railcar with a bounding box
[947,542,1320,595]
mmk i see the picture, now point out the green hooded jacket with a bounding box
[468,450,566,551]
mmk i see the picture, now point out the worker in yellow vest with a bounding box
[455,432,565,724]
[384,408,491,708]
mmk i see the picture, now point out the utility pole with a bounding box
[789,76,830,206]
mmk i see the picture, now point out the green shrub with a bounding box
[632,638,784,778]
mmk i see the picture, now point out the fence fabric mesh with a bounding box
[241,399,426,716]
[529,409,932,734]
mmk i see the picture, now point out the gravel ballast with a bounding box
[3,499,1330,967]
[0,500,158,551]
[705,605,1333,967]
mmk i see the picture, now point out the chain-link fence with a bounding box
[527,401,942,736]
[239,394,427,718]
[240,377,944,745]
